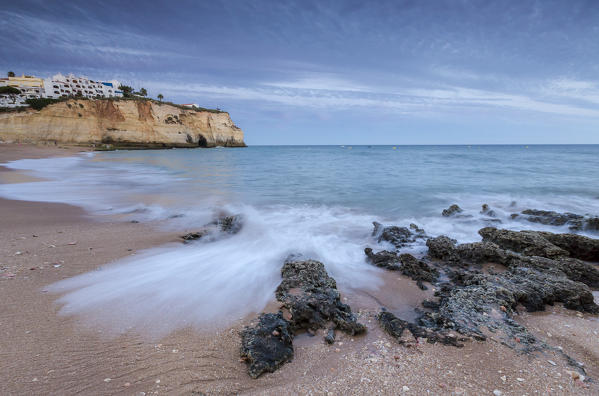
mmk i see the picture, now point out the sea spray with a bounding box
[47,204,383,336]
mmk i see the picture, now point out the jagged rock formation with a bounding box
[240,258,365,378]
[418,229,599,351]
[514,209,599,232]
[371,221,427,250]
[0,99,246,148]
[275,259,366,336]
[240,313,294,379]
[366,218,599,357]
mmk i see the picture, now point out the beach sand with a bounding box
[1,144,597,395]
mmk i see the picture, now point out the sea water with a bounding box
[2,145,598,334]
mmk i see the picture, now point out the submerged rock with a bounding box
[218,214,243,234]
[518,209,599,231]
[372,221,425,249]
[180,214,243,242]
[521,209,583,227]
[364,248,401,270]
[442,204,463,217]
[240,312,294,379]
[276,259,366,336]
[481,204,497,217]
[181,231,206,241]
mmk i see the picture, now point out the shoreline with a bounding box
[1,144,598,395]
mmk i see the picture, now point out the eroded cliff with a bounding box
[0,99,246,148]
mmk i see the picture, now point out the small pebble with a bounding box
[104,378,111,383]
[402,385,409,392]
[548,360,556,366]
[493,390,502,396]
[516,377,525,382]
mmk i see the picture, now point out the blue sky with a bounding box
[1,0,598,144]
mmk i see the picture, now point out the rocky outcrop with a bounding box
[515,209,599,232]
[240,312,294,379]
[0,99,246,148]
[241,258,365,378]
[442,204,463,217]
[479,227,599,262]
[373,223,599,355]
[364,248,438,290]
[276,259,366,336]
[371,221,427,250]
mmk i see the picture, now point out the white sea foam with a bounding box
[47,204,383,336]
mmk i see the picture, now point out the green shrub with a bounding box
[0,86,21,95]
[25,98,61,110]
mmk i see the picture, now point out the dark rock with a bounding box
[180,214,243,242]
[399,253,439,284]
[275,259,366,336]
[417,266,597,351]
[181,231,206,241]
[364,249,439,289]
[372,222,415,249]
[240,312,294,378]
[481,204,497,217]
[409,223,426,235]
[539,232,599,262]
[218,214,243,234]
[364,248,401,270]
[378,310,466,347]
[426,236,461,263]
[586,217,599,231]
[428,232,599,288]
[520,209,584,229]
[479,227,569,259]
[442,204,463,217]
[324,328,336,344]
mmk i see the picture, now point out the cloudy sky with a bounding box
[1,0,598,144]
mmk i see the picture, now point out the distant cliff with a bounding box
[0,99,246,148]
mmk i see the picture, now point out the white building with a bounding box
[1,72,124,107]
[45,73,123,99]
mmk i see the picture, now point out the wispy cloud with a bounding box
[145,77,599,118]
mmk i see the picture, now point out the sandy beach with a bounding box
[1,144,598,395]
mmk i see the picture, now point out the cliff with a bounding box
[0,99,246,148]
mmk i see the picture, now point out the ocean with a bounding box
[2,145,598,334]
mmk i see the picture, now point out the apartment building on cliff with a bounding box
[43,73,123,99]
[0,72,123,107]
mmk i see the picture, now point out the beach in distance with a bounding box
[1,143,598,395]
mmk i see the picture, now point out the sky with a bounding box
[1,0,598,145]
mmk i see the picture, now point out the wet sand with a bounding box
[1,144,598,395]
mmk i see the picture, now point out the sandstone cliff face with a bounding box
[0,99,246,148]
